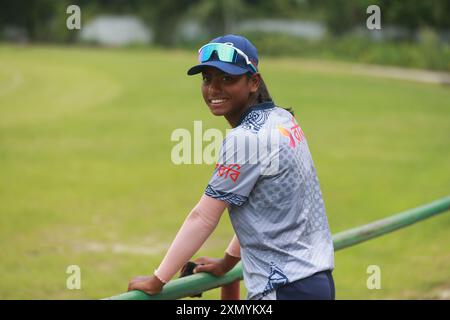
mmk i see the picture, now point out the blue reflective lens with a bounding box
[199,43,237,63]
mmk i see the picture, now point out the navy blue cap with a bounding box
[187,34,259,76]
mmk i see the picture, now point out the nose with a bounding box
[208,76,222,95]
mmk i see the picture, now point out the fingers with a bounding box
[128,276,149,291]
[192,257,226,276]
[194,257,209,265]
[129,282,146,293]
[127,275,165,296]
[128,278,136,291]
[128,279,137,291]
[128,280,141,292]
[194,263,212,273]
[194,263,225,276]
[128,281,137,291]
[128,280,152,295]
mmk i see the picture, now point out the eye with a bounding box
[222,75,233,82]
[202,75,211,84]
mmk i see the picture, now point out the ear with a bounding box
[249,73,261,93]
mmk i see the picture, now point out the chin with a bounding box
[208,105,228,116]
[210,109,227,116]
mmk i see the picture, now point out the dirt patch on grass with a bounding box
[73,241,170,256]
[423,283,450,300]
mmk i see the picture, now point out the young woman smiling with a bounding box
[128,35,335,300]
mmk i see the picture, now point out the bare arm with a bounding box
[128,195,228,294]
[155,194,228,282]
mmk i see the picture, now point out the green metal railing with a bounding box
[105,196,450,300]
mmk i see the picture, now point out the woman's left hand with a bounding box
[127,275,165,295]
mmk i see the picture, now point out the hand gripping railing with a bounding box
[104,196,450,300]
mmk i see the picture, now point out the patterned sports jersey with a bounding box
[205,101,334,300]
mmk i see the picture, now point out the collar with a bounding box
[236,101,275,127]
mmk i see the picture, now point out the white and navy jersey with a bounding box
[205,101,334,300]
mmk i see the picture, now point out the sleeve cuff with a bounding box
[205,185,248,207]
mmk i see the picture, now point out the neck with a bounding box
[225,94,258,128]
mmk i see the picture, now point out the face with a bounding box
[201,67,260,119]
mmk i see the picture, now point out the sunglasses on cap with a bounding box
[198,42,258,73]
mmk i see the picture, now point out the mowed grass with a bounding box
[0,44,449,300]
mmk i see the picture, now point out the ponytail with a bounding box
[248,73,294,116]
[255,77,273,104]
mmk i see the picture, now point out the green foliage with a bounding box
[4,0,449,41]
[240,31,450,71]
[312,0,450,34]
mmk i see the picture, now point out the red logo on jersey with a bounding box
[215,164,241,182]
[277,116,304,148]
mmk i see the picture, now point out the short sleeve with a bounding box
[205,130,261,207]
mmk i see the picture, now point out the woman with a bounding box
[128,34,335,300]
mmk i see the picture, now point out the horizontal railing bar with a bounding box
[104,196,450,300]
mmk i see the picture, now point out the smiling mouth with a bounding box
[209,98,228,105]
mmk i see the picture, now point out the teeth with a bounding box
[211,99,226,104]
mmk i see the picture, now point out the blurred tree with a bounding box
[1,0,449,43]
[243,0,305,18]
[137,0,199,47]
[380,0,450,31]
[189,0,245,36]
[0,0,58,41]
[188,0,307,39]
[309,0,450,36]
[309,0,374,35]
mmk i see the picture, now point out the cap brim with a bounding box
[187,61,249,76]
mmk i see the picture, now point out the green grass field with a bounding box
[0,45,449,300]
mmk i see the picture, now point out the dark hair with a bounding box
[246,73,294,116]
